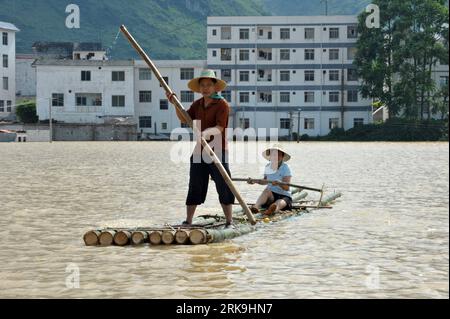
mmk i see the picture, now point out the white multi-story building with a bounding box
[35,58,206,136]
[134,60,206,135]
[35,59,135,124]
[0,21,19,120]
[207,16,373,136]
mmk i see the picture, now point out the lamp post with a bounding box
[48,98,53,143]
[297,108,302,143]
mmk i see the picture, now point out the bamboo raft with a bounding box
[83,189,342,247]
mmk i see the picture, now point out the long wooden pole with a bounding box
[120,25,256,225]
[232,177,323,193]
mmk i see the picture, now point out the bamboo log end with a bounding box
[161,230,175,245]
[99,230,116,246]
[189,229,207,245]
[114,231,131,246]
[149,231,162,245]
[83,230,100,246]
[175,230,190,245]
[131,231,148,245]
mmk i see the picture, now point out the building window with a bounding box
[0,101,3,112]
[440,76,449,87]
[239,28,249,40]
[221,26,232,40]
[280,28,290,40]
[160,99,169,110]
[161,123,168,130]
[258,49,272,61]
[329,91,340,103]
[52,93,64,107]
[305,28,315,39]
[212,50,217,57]
[329,70,339,81]
[305,49,315,60]
[221,69,231,82]
[6,100,11,112]
[304,92,315,103]
[280,118,291,129]
[139,116,152,128]
[258,92,272,103]
[347,69,358,81]
[212,29,217,36]
[240,118,250,129]
[112,95,125,107]
[280,70,290,82]
[347,26,357,38]
[112,71,125,81]
[280,92,290,103]
[160,76,169,87]
[181,91,194,103]
[354,118,364,127]
[280,49,290,61]
[239,92,250,103]
[304,118,315,130]
[139,91,152,103]
[347,47,357,60]
[330,28,339,39]
[180,68,194,80]
[222,90,231,101]
[2,32,7,46]
[76,96,87,106]
[139,68,152,80]
[2,54,7,68]
[347,90,358,102]
[81,71,91,81]
[2,77,8,90]
[76,93,102,106]
[239,71,249,82]
[221,48,232,61]
[329,118,340,129]
[329,49,339,60]
[239,49,249,61]
[305,70,315,81]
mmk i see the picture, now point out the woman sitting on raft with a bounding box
[249,146,293,215]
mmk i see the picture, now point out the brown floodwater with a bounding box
[0,141,448,298]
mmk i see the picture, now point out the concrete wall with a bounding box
[52,123,137,141]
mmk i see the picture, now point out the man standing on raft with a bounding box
[167,70,235,228]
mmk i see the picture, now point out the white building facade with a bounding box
[35,59,206,135]
[0,22,19,120]
[207,16,373,137]
[35,59,135,124]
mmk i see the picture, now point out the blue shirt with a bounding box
[264,162,292,198]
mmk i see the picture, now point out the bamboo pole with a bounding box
[161,230,175,245]
[149,231,162,245]
[99,230,116,246]
[232,178,323,193]
[175,229,190,244]
[131,231,149,245]
[120,25,256,225]
[114,231,131,246]
[189,229,208,245]
[83,230,101,246]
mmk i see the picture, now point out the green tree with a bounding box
[355,0,449,120]
[16,102,38,123]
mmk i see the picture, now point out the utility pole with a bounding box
[321,0,328,16]
[49,98,52,143]
[289,111,293,141]
[297,108,302,143]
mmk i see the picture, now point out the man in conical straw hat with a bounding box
[248,144,293,215]
[167,69,235,227]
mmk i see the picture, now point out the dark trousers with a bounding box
[186,153,235,206]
